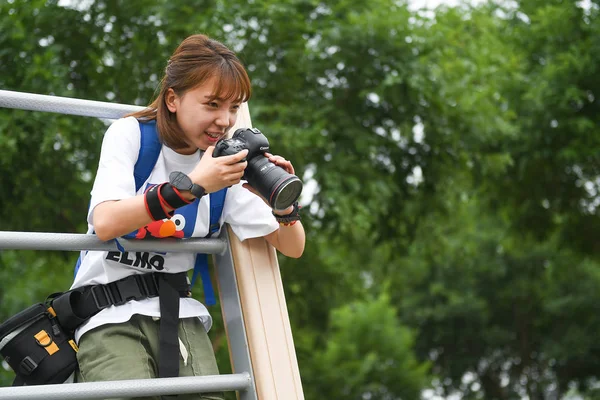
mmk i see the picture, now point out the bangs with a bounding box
[207,61,252,104]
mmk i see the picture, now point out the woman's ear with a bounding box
[165,88,179,113]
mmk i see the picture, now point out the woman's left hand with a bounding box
[265,153,295,175]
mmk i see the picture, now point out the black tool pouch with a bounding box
[0,302,78,386]
[0,272,189,386]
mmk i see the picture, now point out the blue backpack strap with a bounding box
[75,120,161,277]
[74,253,84,277]
[193,254,214,305]
[114,121,162,243]
[208,188,228,236]
[134,120,162,192]
[191,188,228,306]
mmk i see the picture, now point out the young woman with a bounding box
[71,34,305,400]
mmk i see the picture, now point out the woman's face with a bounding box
[166,76,241,154]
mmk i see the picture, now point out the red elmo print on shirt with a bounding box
[135,215,186,239]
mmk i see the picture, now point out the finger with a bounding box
[222,149,249,164]
[204,146,215,157]
[266,155,294,174]
[227,170,246,183]
[272,158,294,175]
[232,169,246,179]
[282,162,295,175]
[227,161,247,173]
[267,154,288,166]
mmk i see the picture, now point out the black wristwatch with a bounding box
[169,171,206,198]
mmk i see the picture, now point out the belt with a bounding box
[52,272,191,382]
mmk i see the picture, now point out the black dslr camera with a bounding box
[213,128,303,211]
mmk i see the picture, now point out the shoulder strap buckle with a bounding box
[90,285,113,310]
[19,356,38,375]
[110,278,145,306]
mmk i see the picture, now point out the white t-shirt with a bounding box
[71,116,279,342]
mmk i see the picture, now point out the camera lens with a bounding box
[245,157,303,211]
[271,177,303,211]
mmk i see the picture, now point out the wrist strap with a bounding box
[272,202,301,224]
[145,184,171,221]
[160,183,192,209]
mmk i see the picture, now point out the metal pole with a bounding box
[214,228,259,400]
[0,231,227,254]
[0,373,252,400]
[0,90,143,119]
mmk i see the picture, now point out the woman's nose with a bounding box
[215,111,230,128]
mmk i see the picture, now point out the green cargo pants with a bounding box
[75,314,224,400]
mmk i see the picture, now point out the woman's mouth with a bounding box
[205,131,222,143]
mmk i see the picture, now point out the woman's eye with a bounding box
[209,102,219,108]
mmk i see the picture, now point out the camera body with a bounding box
[213,127,269,167]
[213,128,303,211]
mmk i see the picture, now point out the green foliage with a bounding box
[1,0,599,398]
[303,293,429,400]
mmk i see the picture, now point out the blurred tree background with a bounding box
[1,0,599,399]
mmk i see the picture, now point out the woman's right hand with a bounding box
[188,146,249,193]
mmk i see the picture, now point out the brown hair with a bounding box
[128,34,252,149]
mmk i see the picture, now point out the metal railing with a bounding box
[0,90,259,400]
[3,374,252,400]
[0,89,144,119]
